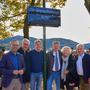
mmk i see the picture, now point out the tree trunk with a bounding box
[23,0,36,39]
[23,15,29,39]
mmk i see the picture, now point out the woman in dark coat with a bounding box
[61,46,79,90]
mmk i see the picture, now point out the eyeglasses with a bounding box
[23,43,29,46]
[12,44,19,46]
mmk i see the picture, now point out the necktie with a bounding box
[55,52,59,71]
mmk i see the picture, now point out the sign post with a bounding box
[27,3,61,90]
[43,1,46,90]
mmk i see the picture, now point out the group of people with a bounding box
[0,38,90,90]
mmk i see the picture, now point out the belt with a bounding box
[13,75,19,79]
[79,75,83,78]
[52,71,60,72]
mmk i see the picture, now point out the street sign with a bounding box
[27,6,61,27]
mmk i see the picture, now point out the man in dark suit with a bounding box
[0,40,25,90]
[18,38,30,90]
[46,41,62,90]
[76,44,90,90]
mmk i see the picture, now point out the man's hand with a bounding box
[18,70,24,75]
[13,70,19,75]
[64,70,69,75]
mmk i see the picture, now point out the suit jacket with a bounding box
[18,47,30,83]
[0,51,25,87]
[46,50,62,79]
[66,54,79,86]
[66,53,90,85]
[81,53,90,83]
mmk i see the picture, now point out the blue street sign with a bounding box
[27,6,60,16]
[27,6,61,27]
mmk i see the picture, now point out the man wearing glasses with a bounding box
[0,40,25,90]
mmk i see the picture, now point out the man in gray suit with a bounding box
[46,41,62,90]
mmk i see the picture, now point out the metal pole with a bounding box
[43,26,46,90]
[43,0,47,90]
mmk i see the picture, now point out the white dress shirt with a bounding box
[76,53,84,76]
[52,51,60,71]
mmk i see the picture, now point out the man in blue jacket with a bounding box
[0,40,25,90]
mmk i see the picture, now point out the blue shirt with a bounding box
[10,51,19,70]
[29,50,44,73]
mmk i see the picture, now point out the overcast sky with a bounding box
[14,0,90,44]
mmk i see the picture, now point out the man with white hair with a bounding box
[76,44,90,90]
[18,38,30,90]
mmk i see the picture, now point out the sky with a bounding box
[14,0,90,44]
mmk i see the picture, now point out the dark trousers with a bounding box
[61,79,78,90]
[0,87,2,90]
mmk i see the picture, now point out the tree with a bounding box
[0,10,11,39]
[84,0,90,14]
[0,29,11,39]
[0,0,67,39]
